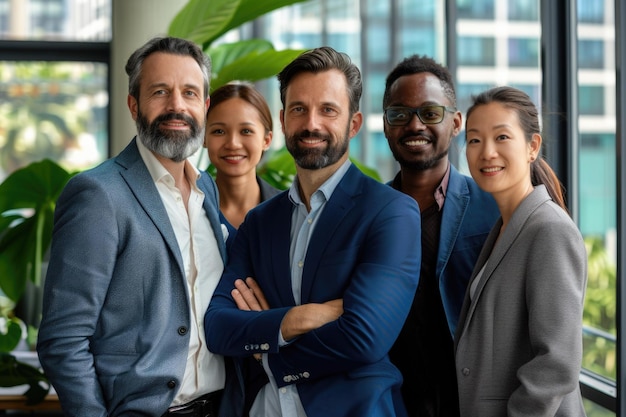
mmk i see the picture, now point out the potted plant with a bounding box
[0,159,75,404]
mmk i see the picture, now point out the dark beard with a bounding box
[286,126,350,170]
[392,147,449,171]
[390,132,448,171]
[136,111,204,162]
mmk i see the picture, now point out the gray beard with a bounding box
[136,112,204,162]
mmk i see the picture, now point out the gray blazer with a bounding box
[37,138,228,417]
[454,185,587,417]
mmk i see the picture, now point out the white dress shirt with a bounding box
[137,139,225,405]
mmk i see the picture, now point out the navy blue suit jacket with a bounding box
[205,164,421,417]
[435,165,499,334]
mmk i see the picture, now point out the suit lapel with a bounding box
[299,166,360,303]
[197,172,227,262]
[117,139,185,276]
[270,194,299,306]
[462,185,552,328]
[438,166,470,277]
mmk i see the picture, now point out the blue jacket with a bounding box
[390,165,499,335]
[205,164,421,417]
[37,139,233,417]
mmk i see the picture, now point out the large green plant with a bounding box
[168,0,310,92]
[0,160,74,304]
[0,159,72,403]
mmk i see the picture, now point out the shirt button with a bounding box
[462,367,470,376]
[167,380,176,389]
[178,326,188,335]
[307,218,312,224]
[280,388,287,394]
[298,261,304,268]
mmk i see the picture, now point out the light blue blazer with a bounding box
[205,164,421,417]
[37,138,231,417]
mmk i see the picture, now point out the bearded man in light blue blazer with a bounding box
[37,37,236,417]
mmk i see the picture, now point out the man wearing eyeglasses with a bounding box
[382,55,500,417]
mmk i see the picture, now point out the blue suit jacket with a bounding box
[205,164,421,417]
[434,165,499,334]
[37,139,230,417]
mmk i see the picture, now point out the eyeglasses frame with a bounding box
[383,105,457,126]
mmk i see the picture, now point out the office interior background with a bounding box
[0,0,623,415]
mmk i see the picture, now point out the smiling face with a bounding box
[383,72,461,172]
[204,97,272,179]
[465,102,541,206]
[127,52,209,162]
[280,69,362,171]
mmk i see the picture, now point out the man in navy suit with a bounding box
[38,37,233,417]
[383,55,500,417]
[205,47,421,417]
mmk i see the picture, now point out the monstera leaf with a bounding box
[0,159,75,302]
[168,0,309,92]
[169,0,309,47]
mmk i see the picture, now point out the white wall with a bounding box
[110,0,187,154]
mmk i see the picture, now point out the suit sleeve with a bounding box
[205,192,421,387]
[37,175,117,417]
[508,210,587,416]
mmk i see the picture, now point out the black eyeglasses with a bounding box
[384,105,456,126]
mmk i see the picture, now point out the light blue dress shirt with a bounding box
[249,160,352,417]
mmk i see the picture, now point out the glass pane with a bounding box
[578,0,617,384]
[458,37,496,66]
[0,61,108,180]
[0,0,111,41]
[508,38,540,67]
[457,0,494,19]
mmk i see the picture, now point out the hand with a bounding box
[232,277,270,311]
[281,299,344,341]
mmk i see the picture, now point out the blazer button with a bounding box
[178,326,188,335]
[462,367,470,376]
[167,380,176,389]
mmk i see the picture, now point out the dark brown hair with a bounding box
[207,81,272,134]
[277,46,362,115]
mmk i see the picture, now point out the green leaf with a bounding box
[168,0,241,46]
[0,318,22,353]
[208,39,275,78]
[169,0,310,47]
[0,160,73,302]
[0,353,49,405]
[210,47,306,92]
[0,159,72,214]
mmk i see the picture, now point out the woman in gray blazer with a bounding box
[456,86,587,416]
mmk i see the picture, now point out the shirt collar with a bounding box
[390,162,451,211]
[289,159,352,206]
[136,136,201,190]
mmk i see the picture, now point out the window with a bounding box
[0,60,108,180]
[579,40,604,69]
[457,0,494,19]
[458,37,495,66]
[508,38,539,67]
[508,0,538,21]
[579,86,605,115]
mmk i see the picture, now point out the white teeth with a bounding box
[302,139,323,144]
[482,167,502,173]
[224,156,244,161]
[404,140,428,146]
